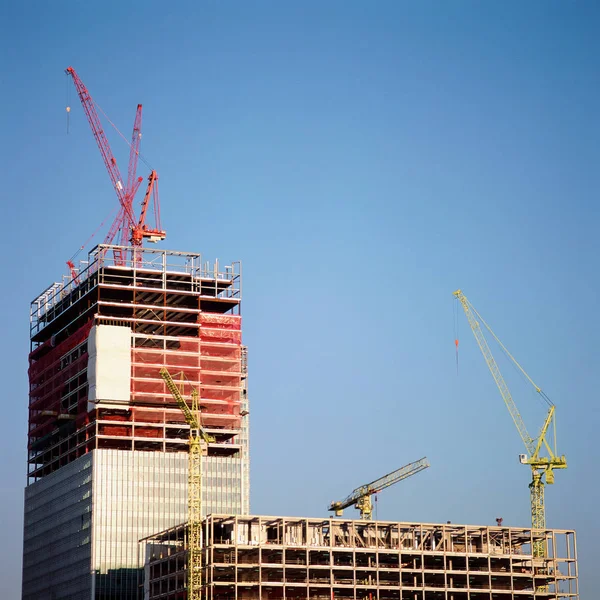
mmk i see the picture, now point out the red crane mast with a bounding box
[113,104,144,248]
[126,104,143,200]
[132,170,163,246]
[119,104,144,247]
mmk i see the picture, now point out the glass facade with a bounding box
[22,455,93,599]
[23,448,247,600]
[92,450,187,599]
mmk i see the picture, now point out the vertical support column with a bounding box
[375,522,380,600]
[352,523,357,600]
[397,527,401,600]
[305,520,309,600]
[328,522,333,600]
[282,519,286,600]
[234,516,239,600]
[572,530,579,598]
[259,516,263,600]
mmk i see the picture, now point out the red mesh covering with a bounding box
[29,321,93,382]
[98,424,131,437]
[131,313,243,429]
[28,255,244,480]
[28,321,93,446]
[29,310,243,477]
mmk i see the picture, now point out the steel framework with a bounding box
[28,245,244,483]
[143,515,579,600]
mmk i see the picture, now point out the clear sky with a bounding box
[0,1,598,598]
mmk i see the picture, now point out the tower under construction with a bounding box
[22,245,249,599]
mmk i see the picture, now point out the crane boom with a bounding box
[453,289,567,558]
[65,67,136,228]
[329,457,430,519]
[118,104,144,248]
[159,368,215,444]
[453,291,536,454]
[367,456,430,494]
[125,104,143,200]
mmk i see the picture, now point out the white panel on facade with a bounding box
[87,324,131,407]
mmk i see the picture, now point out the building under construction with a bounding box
[22,245,249,599]
[142,515,578,600]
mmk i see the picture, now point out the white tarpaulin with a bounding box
[87,324,131,409]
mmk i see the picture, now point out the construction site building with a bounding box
[142,514,578,600]
[22,245,250,600]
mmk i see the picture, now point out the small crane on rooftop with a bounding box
[329,457,430,520]
[65,66,165,272]
[160,367,215,600]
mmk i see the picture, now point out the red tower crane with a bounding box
[65,66,165,271]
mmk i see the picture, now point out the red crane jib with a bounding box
[65,67,136,230]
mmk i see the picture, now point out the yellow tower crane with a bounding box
[160,367,216,600]
[329,457,430,519]
[454,290,567,557]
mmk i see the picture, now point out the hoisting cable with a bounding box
[374,493,378,521]
[453,297,459,374]
[93,100,154,171]
[66,73,71,134]
[67,204,119,265]
[466,298,553,407]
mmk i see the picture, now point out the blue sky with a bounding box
[1,1,598,597]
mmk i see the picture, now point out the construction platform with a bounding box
[141,515,578,600]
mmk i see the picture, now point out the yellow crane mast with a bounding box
[454,290,567,557]
[160,367,216,600]
[329,457,430,519]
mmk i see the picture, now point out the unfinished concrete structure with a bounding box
[22,245,249,600]
[142,515,578,600]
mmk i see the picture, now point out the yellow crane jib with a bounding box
[159,367,216,445]
[453,289,567,558]
[329,457,430,520]
[159,366,214,600]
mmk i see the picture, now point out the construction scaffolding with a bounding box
[28,244,246,481]
[142,515,578,600]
